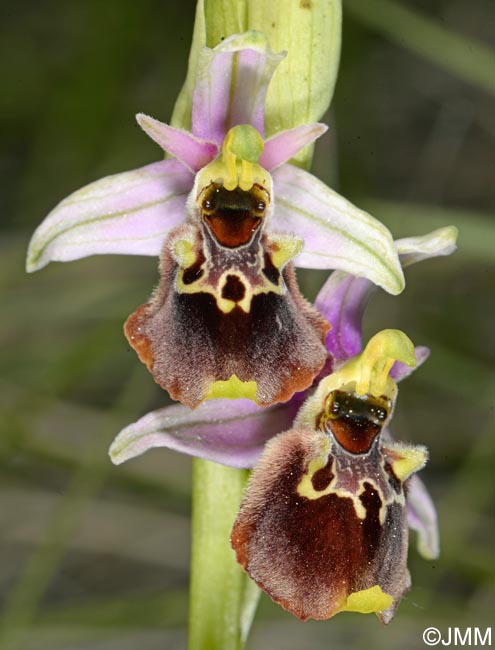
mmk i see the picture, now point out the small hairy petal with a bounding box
[109,399,296,469]
[192,33,284,144]
[406,474,440,560]
[395,226,458,268]
[136,113,218,172]
[271,164,405,295]
[26,160,192,272]
[260,123,328,171]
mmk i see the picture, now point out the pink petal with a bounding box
[406,474,440,560]
[109,399,297,469]
[314,271,374,362]
[192,34,284,144]
[271,164,405,295]
[312,227,457,362]
[27,160,192,272]
[136,113,218,172]
[260,123,328,171]
[314,270,431,373]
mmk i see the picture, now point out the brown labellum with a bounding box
[231,390,427,622]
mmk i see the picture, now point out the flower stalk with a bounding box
[188,459,257,650]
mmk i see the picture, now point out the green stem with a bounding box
[188,458,259,650]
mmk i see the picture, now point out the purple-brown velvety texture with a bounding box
[231,428,412,622]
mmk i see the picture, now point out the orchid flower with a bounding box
[109,226,456,623]
[231,327,427,623]
[26,32,406,409]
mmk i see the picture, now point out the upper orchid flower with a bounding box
[27,32,406,408]
[123,122,331,407]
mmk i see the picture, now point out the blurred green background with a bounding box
[1,1,493,649]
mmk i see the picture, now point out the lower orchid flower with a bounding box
[231,328,426,623]
[26,32,407,409]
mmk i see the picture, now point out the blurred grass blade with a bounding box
[37,589,189,629]
[240,577,261,645]
[345,0,494,94]
[0,368,152,650]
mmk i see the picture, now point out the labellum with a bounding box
[125,125,329,408]
[231,330,428,622]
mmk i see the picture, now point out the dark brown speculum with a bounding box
[199,182,269,248]
[318,390,391,454]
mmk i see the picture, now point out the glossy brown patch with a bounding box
[318,391,389,454]
[329,419,381,455]
[262,250,280,285]
[201,183,268,248]
[221,274,246,302]
[311,458,334,491]
[359,482,383,559]
[182,248,205,285]
[384,461,402,494]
